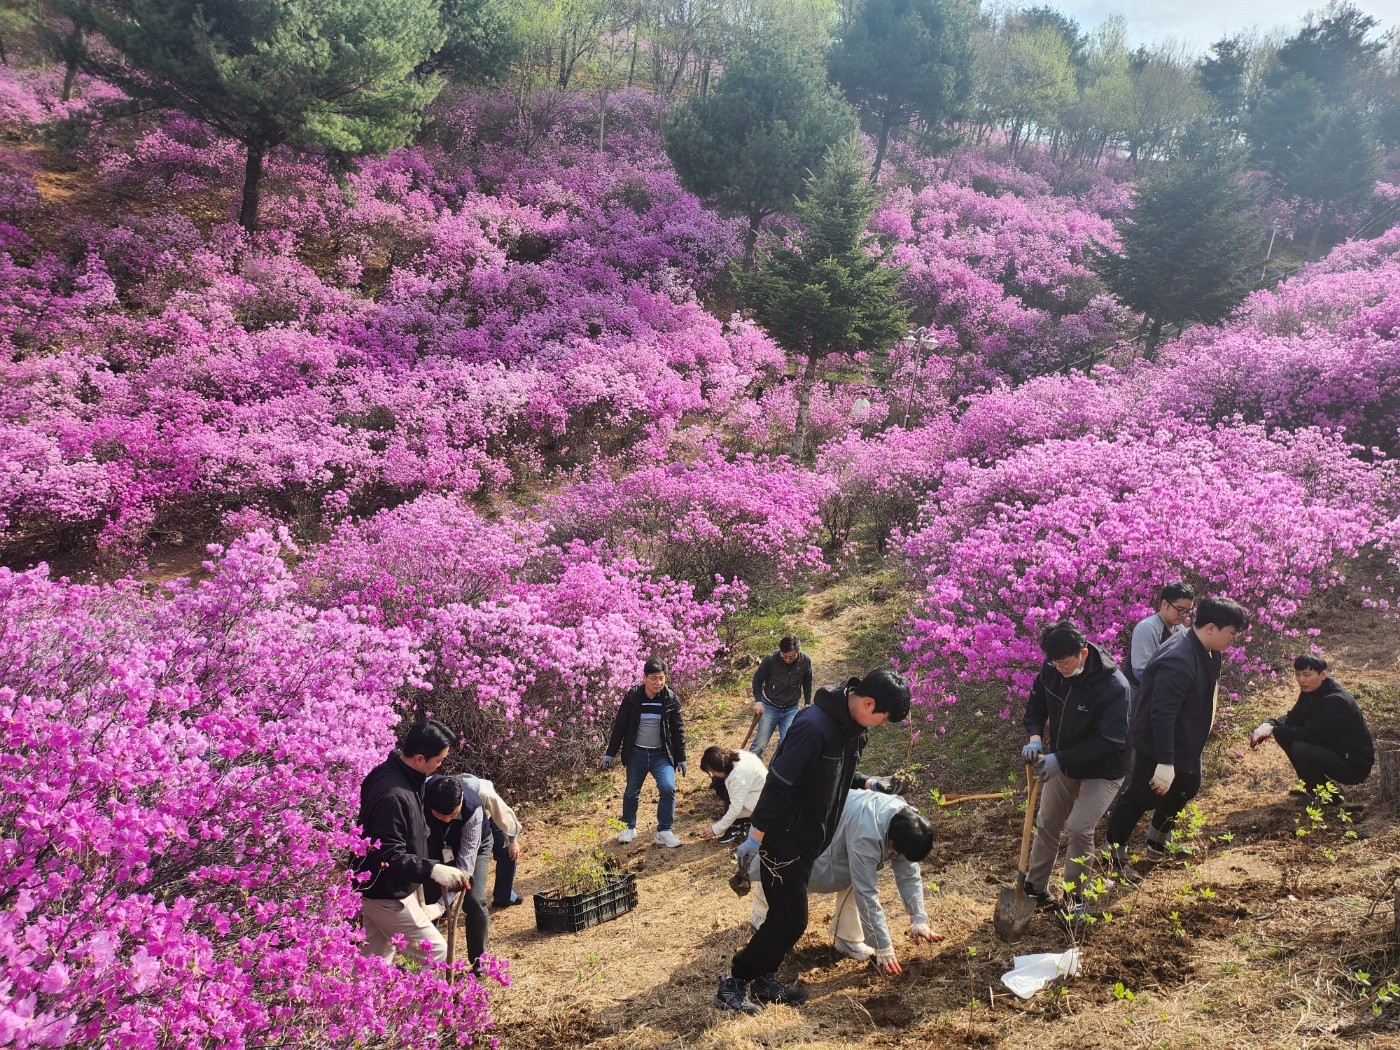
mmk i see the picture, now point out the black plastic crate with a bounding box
[533,873,638,933]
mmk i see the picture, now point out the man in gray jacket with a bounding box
[749,789,939,975]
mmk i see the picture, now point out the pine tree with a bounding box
[827,0,977,180]
[45,0,447,232]
[665,36,856,266]
[739,139,908,458]
[1091,151,1264,355]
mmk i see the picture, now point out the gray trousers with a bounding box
[1028,775,1123,896]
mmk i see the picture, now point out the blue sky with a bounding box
[1047,0,1398,52]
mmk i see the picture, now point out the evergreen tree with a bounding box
[45,0,446,232]
[739,138,908,458]
[1196,36,1251,130]
[827,0,977,180]
[421,0,523,83]
[665,36,857,265]
[1091,152,1264,355]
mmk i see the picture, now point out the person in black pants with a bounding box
[425,775,491,974]
[1250,653,1374,797]
[714,669,911,1014]
[1106,596,1249,876]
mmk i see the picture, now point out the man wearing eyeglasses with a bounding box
[1128,583,1196,690]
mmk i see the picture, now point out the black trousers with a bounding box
[731,842,813,983]
[1277,737,1370,791]
[1106,753,1203,851]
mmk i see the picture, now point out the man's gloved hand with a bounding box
[430,863,470,891]
[873,945,902,974]
[909,923,944,944]
[1250,722,1274,748]
[1149,763,1176,795]
[753,702,764,716]
[1035,752,1061,782]
[868,776,905,795]
[598,755,615,771]
[1021,739,1044,763]
[736,834,762,872]
[424,900,447,922]
[678,761,687,777]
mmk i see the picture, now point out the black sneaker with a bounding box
[714,975,762,1014]
[1023,882,1056,911]
[750,973,809,1006]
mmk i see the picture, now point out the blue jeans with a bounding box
[622,747,676,831]
[748,700,800,760]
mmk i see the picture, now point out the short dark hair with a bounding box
[701,745,740,776]
[401,718,454,760]
[888,806,933,861]
[1294,653,1328,673]
[779,635,799,654]
[1159,582,1195,604]
[1195,596,1249,632]
[1039,621,1087,661]
[424,775,464,816]
[852,668,911,723]
[643,658,668,676]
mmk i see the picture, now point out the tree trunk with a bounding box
[627,35,637,89]
[742,211,762,271]
[1376,744,1400,804]
[239,140,266,234]
[1144,316,1164,357]
[869,118,893,183]
[60,25,83,102]
[790,355,819,460]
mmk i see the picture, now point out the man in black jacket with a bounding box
[748,635,814,759]
[1250,653,1374,796]
[1019,621,1129,910]
[1106,596,1249,874]
[356,718,471,964]
[715,668,911,1014]
[600,658,687,848]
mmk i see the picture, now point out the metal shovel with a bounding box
[993,763,1044,943]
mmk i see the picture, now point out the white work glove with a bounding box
[430,863,470,891]
[873,945,902,974]
[424,900,447,921]
[1149,763,1176,795]
[909,923,943,943]
[1250,722,1274,748]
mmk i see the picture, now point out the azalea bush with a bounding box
[300,495,741,790]
[0,532,502,1048]
[897,422,1399,719]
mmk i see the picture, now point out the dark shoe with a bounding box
[714,975,762,1014]
[1023,883,1057,911]
[719,822,750,844]
[492,894,524,908]
[750,973,808,1006]
[1111,861,1143,885]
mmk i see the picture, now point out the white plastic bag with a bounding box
[999,948,1082,999]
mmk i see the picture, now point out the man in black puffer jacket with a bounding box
[1019,621,1129,910]
[1250,653,1373,797]
[715,668,911,1014]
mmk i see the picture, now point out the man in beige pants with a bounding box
[355,718,471,964]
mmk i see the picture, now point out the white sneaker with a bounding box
[654,830,682,848]
[617,827,636,843]
[834,937,875,962]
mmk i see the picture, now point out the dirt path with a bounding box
[481,592,1400,1049]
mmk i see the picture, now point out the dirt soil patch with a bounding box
[478,592,1400,1049]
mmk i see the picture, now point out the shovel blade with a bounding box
[993,885,1037,943]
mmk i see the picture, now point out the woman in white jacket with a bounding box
[699,745,767,843]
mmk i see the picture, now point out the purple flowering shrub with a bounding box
[0,532,503,1047]
[299,495,741,789]
[896,422,1398,718]
[1136,227,1400,454]
[543,450,834,601]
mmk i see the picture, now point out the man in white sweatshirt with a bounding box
[749,789,940,974]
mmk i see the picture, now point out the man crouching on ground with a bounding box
[715,668,911,1014]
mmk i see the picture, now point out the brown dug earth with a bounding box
[478,589,1400,1049]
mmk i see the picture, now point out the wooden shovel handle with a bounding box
[1016,763,1043,879]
